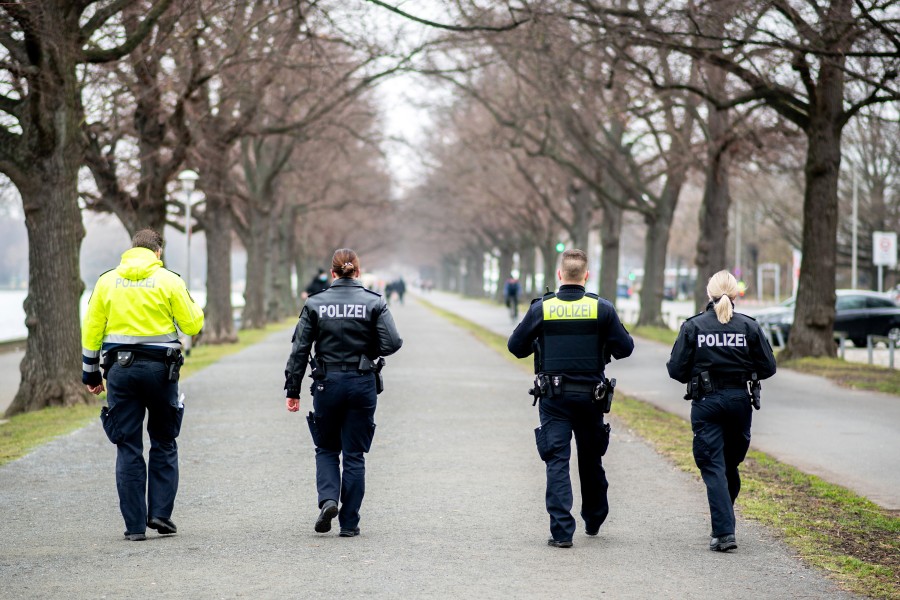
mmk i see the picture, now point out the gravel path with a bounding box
[0,297,857,598]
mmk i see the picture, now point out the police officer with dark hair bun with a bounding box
[508,249,634,548]
[667,270,776,552]
[285,248,403,537]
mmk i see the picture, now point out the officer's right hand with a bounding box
[86,382,105,395]
[286,397,300,412]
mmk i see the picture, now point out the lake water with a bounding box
[0,289,242,342]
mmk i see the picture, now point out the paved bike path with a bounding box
[0,297,855,598]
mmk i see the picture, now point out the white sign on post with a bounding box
[873,232,897,267]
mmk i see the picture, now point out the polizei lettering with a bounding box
[697,332,747,348]
[115,277,156,288]
[318,304,368,319]
[546,303,593,319]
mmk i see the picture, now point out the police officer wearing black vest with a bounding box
[508,249,634,548]
[285,248,403,537]
[667,270,776,552]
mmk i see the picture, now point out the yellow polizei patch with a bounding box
[543,297,597,320]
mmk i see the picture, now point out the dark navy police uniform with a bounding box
[667,302,776,541]
[508,284,634,543]
[285,278,402,533]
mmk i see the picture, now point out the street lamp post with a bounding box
[178,169,199,353]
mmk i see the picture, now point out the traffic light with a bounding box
[555,242,565,253]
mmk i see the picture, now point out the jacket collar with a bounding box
[330,277,361,288]
[558,284,586,293]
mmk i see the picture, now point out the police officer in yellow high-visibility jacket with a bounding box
[508,249,633,548]
[82,229,203,541]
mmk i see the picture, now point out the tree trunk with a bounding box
[268,208,297,321]
[570,184,593,250]
[3,5,91,416]
[783,108,844,358]
[7,168,90,416]
[693,105,731,312]
[464,249,485,297]
[241,210,270,330]
[637,181,682,328]
[541,244,557,293]
[496,248,514,302]
[598,199,623,301]
[202,194,238,343]
[521,245,536,296]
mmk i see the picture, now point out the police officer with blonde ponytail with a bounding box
[285,248,402,537]
[667,270,776,552]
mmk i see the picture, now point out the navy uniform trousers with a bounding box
[104,358,183,535]
[690,387,752,537]
[311,370,377,531]
[536,390,611,542]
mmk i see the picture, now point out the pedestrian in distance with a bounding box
[82,228,204,541]
[507,249,634,548]
[301,268,330,300]
[284,248,403,537]
[394,277,406,305]
[504,272,521,321]
[666,270,776,552]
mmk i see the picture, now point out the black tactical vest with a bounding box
[538,293,602,374]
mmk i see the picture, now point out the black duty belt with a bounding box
[562,382,596,394]
[711,376,747,389]
[320,361,365,372]
[111,348,170,362]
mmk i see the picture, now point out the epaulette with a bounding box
[585,292,600,300]
[362,287,382,297]
[735,312,757,321]
[161,267,182,278]
[307,288,328,298]
[683,312,704,322]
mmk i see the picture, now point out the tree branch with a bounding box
[81,0,174,64]
[364,0,530,32]
[80,0,137,38]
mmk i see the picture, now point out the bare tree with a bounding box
[0,0,174,416]
[543,0,900,355]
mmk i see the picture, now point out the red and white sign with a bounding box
[873,231,897,267]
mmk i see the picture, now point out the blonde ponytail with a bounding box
[707,270,739,324]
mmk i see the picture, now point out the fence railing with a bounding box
[867,335,897,369]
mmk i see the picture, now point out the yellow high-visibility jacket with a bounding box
[81,247,204,384]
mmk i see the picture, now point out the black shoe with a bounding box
[547,538,573,548]
[124,532,147,541]
[709,534,737,552]
[585,523,600,536]
[147,516,177,535]
[339,528,360,537]
[315,500,339,533]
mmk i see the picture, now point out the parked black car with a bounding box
[752,290,900,347]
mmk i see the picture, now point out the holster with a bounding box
[165,348,184,383]
[529,374,551,406]
[594,377,616,413]
[684,376,701,401]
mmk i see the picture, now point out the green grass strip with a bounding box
[0,318,296,467]
[420,296,900,599]
[781,356,900,397]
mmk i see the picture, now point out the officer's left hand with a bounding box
[286,397,300,412]
[86,382,105,395]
